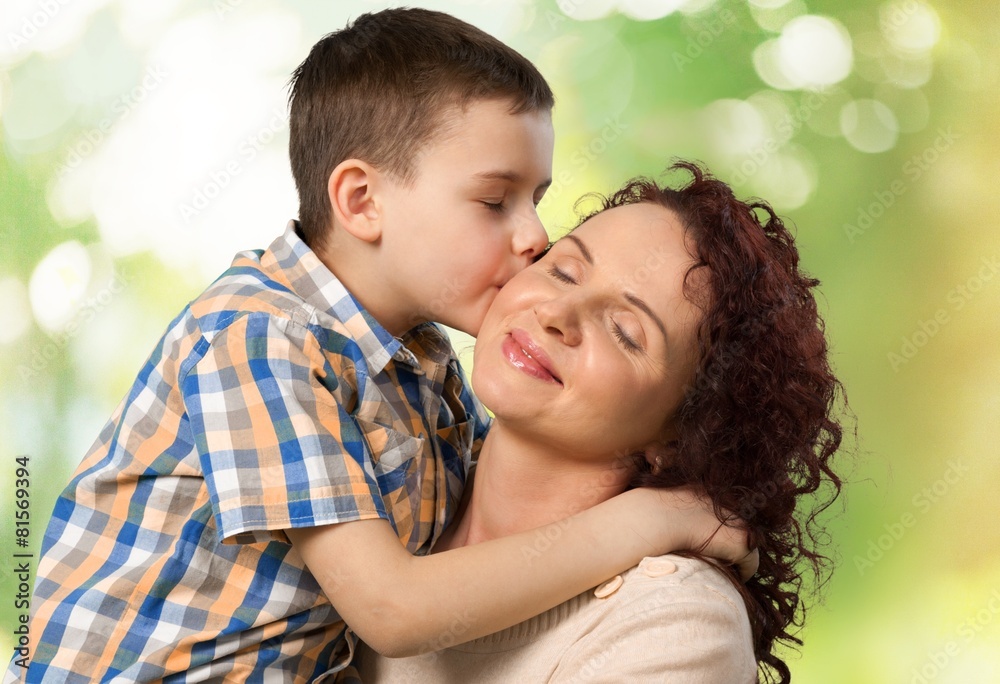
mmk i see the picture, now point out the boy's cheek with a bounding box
[465,306,491,338]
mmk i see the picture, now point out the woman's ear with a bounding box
[643,441,671,475]
[327,158,382,243]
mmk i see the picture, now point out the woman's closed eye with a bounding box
[547,264,645,352]
[482,200,505,213]
[613,322,642,353]
[547,266,577,284]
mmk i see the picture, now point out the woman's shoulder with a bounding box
[548,554,758,682]
[587,553,751,624]
[623,553,747,603]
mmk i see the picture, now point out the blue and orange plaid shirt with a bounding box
[7,222,489,683]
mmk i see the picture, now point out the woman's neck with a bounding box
[436,421,633,551]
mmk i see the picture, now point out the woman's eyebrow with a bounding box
[624,293,668,340]
[563,234,593,264]
[564,233,668,339]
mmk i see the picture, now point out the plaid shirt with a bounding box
[8,222,489,683]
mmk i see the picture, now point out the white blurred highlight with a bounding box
[704,99,769,158]
[776,16,853,89]
[558,0,708,22]
[619,0,687,21]
[47,7,302,280]
[880,0,941,54]
[0,277,33,344]
[28,241,92,333]
[0,0,114,68]
[840,99,900,153]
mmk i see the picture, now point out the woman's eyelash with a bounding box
[483,201,505,213]
[547,266,576,284]
[545,265,640,352]
[614,324,641,353]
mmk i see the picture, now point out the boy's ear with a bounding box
[327,158,382,243]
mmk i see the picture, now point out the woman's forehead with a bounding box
[557,203,689,263]
[551,204,701,317]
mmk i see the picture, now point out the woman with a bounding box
[357,161,845,682]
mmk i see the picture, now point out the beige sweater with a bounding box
[355,554,758,683]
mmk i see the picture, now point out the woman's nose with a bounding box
[534,296,582,347]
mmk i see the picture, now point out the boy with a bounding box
[8,8,750,682]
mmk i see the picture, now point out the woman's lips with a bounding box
[502,331,562,385]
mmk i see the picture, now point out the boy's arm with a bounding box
[183,314,752,658]
[287,487,752,658]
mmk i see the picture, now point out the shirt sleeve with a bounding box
[181,311,389,545]
[551,572,758,683]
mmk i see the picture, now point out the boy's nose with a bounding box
[511,209,549,259]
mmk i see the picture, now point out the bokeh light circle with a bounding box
[0,277,33,344]
[28,240,92,333]
[840,99,900,153]
[620,0,687,21]
[879,0,941,54]
[556,0,618,21]
[749,0,794,8]
[777,15,854,89]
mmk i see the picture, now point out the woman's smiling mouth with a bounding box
[503,330,562,385]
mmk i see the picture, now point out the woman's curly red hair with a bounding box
[577,161,847,683]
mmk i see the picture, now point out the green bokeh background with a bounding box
[1,1,998,681]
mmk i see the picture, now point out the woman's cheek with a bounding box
[588,344,631,389]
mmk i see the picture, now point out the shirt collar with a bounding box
[261,221,452,375]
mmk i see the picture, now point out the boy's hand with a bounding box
[631,487,758,581]
[289,486,757,658]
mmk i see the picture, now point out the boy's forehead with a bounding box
[413,98,554,176]
[431,97,552,145]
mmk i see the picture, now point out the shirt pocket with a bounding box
[354,418,426,482]
[354,418,428,549]
[435,419,474,467]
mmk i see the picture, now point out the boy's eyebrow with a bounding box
[472,170,552,191]
[563,234,668,339]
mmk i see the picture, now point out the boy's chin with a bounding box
[440,311,484,339]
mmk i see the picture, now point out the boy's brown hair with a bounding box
[288,7,555,252]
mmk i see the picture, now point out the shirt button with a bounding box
[643,559,677,578]
[593,575,624,598]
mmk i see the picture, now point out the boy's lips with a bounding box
[503,329,562,385]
